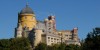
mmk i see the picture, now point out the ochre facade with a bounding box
[19,14,37,30]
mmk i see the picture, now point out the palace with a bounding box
[15,4,80,47]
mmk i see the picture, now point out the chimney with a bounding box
[73,27,78,33]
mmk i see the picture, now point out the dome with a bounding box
[20,5,34,14]
[44,18,48,21]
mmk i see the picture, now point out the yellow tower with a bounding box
[18,4,37,30]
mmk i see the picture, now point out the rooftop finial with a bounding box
[26,0,29,7]
[26,2,29,7]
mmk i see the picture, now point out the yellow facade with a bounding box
[19,14,37,30]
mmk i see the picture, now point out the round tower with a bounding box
[15,23,23,38]
[18,4,37,30]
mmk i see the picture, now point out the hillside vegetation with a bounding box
[0,27,100,50]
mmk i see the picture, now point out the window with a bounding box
[49,28,51,30]
[69,38,72,39]
[27,27,29,30]
[25,16,27,19]
[48,40,50,42]
[74,34,77,36]
[32,17,34,20]
[65,35,68,36]
[49,32,51,33]
[42,30,44,32]
[57,39,59,41]
[51,38,53,40]
[51,41,53,42]
[48,37,50,39]
[69,35,72,36]
[54,38,56,40]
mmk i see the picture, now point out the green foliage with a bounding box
[34,27,100,50]
[1,27,99,50]
[83,27,100,50]
[47,44,60,50]
[65,44,81,50]
[58,43,66,50]
[34,43,81,50]
[0,38,31,50]
[35,43,47,50]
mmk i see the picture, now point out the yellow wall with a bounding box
[19,14,37,30]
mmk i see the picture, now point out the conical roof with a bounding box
[20,4,34,14]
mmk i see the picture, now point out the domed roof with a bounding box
[20,5,34,14]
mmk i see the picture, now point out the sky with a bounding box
[0,0,100,40]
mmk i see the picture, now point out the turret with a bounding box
[18,4,37,30]
[48,15,56,31]
[72,27,78,41]
[34,29,43,46]
[15,23,23,38]
[44,18,48,22]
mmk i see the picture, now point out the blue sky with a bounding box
[0,0,100,40]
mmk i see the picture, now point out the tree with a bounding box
[0,38,31,50]
[47,44,60,50]
[34,43,47,50]
[58,43,66,50]
[0,39,10,50]
[65,44,81,50]
[83,27,100,50]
